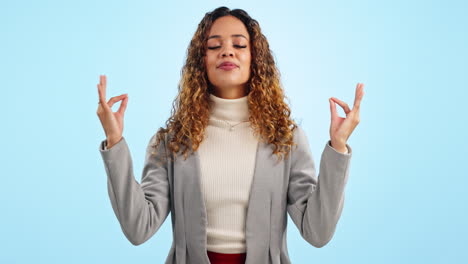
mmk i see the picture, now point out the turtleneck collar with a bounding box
[209,93,250,122]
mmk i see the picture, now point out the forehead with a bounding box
[207,15,249,39]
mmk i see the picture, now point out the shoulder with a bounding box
[291,125,310,151]
[146,130,172,154]
[148,129,175,146]
[287,124,313,164]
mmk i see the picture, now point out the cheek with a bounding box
[205,55,216,70]
[242,53,252,70]
[243,50,252,65]
[204,55,216,81]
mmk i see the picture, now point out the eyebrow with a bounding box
[207,34,248,40]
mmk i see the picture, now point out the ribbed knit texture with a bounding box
[197,93,259,254]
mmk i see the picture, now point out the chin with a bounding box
[215,77,248,86]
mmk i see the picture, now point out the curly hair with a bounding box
[152,6,299,164]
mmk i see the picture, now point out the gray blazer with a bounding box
[99,125,352,264]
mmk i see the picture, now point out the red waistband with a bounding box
[207,250,246,264]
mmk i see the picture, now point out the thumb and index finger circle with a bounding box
[99,94,128,109]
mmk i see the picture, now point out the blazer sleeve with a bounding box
[98,133,171,246]
[287,126,351,248]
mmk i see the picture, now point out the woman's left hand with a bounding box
[328,83,365,153]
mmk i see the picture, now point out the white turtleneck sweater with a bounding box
[197,93,258,254]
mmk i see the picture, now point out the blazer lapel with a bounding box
[245,140,276,262]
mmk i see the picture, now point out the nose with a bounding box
[221,47,234,57]
[222,51,233,57]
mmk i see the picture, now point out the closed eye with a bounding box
[207,45,247,50]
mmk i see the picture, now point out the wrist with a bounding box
[334,146,348,153]
[330,140,347,153]
[106,136,122,149]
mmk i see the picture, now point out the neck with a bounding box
[210,85,248,99]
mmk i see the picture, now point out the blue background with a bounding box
[1,0,467,263]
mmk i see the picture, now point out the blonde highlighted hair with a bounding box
[152,6,298,163]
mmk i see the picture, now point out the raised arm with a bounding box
[99,133,171,245]
[286,126,351,248]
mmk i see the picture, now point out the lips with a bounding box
[218,61,238,70]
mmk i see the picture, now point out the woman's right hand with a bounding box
[96,75,128,149]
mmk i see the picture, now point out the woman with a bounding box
[96,6,364,264]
